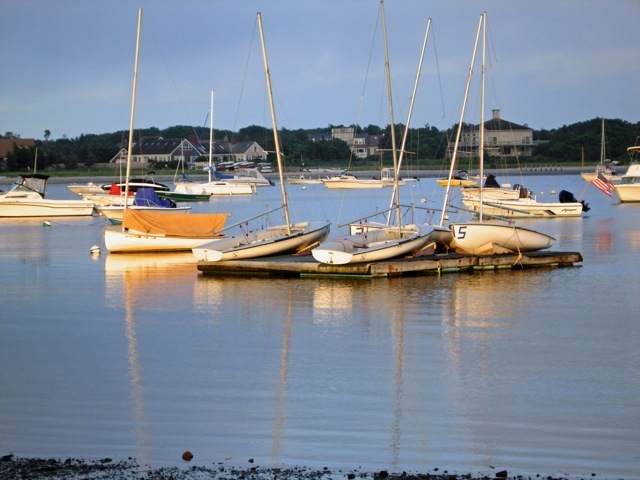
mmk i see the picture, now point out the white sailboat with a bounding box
[312,1,433,265]
[581,118,622,183]
[173,91,256,196]
[103,9,231,253]
[449,12,555,255]
[192,12,330,263]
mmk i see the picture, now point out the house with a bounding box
[0,138,35,168]
[108,136,267,168]
[309,127,379,158]
[450,109,537,158]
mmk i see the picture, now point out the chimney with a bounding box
[492,109,501,120]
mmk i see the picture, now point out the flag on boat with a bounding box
[591,172,615,197]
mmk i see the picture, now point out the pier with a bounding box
[197,251,583,278]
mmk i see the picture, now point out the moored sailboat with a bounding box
[312,1,434,265]
[101,9,230,253]
[448,12,555,254]
[192,12,330,263]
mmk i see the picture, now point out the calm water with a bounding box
[1,174,639,479]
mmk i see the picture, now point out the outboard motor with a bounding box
[559,189,590,212]
[484,174,501,188]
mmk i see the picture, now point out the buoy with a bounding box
[302,186,307,190]
[182,451,193,461]
[43,220,51,227]
[550,189,556,195]
[90,245,101,255]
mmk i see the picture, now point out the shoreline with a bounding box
[37,166,585,185]
[0,455,605,480]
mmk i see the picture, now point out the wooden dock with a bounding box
[196,251,583,278]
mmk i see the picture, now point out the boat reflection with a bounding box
[104,252,197,466]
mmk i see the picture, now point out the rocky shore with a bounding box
[0,455,603,480]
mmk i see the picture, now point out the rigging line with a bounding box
[233,17,259,133]
[145,23,199,139]
[429,24,447,122]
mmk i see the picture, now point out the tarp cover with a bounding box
[122,209,228,237]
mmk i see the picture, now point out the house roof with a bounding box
[480,117,530,131]
[130,137,187,155]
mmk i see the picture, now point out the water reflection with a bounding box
[104,253,198,465]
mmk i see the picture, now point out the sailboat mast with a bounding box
[600,118,605,167]
[478,12,486,221]
[124,8,142,211]
[438,13,483,227]
[380,0,401,227]
[257,12,291,232]
[208,90,214,183]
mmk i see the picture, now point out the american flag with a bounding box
[591,172,615,197]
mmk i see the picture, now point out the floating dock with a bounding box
[197,251,583,278]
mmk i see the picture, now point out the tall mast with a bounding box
[257,12,291,233]
[438,13,483,227]
[478,12,486,222]
[380,0,401,228]
[124,8,142,212]
[208,90,214,183]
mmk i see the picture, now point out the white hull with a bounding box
[462,197,585,218]
[192,221,330,262]
[212,168,272,187]
[175,181,255,195]
[0,198,94,217]
[613,163,640,203]
[580,171,622,183]
[322,176,384,189]
[461,187,521,200]
[312,224,434,265]
[67,183,104,195]
[83,193,135,207]
[104,226,219,253]
[613,185,640,203]
[450,222,555,254]
[287,176,322,185]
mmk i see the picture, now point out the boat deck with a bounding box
[197,251,583,278]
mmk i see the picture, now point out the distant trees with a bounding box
[2,118,638,172]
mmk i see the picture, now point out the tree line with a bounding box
[2,117,639,172]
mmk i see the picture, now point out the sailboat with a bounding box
[191,12,330,263]
[580,118,622,183]
[448,12,555,255]
[173,91,256,196]
[103,9,229,253]
[311,1,433,265]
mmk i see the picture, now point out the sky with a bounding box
[1,0,639,141]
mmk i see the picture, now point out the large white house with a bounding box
[450,109,537,158]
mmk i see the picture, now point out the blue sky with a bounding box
[2,0,639,141]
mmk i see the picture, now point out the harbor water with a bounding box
[1,173,638,479]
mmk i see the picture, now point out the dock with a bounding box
[197,251,583,278]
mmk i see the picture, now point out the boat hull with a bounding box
[193,221,331,262]
[450,222,555,254]
[0,198,94,217]
[462,198,585,218]
[321,176,384,189]
[104,227,219,253]
[311,224,434,265]
[175,181,255,195]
